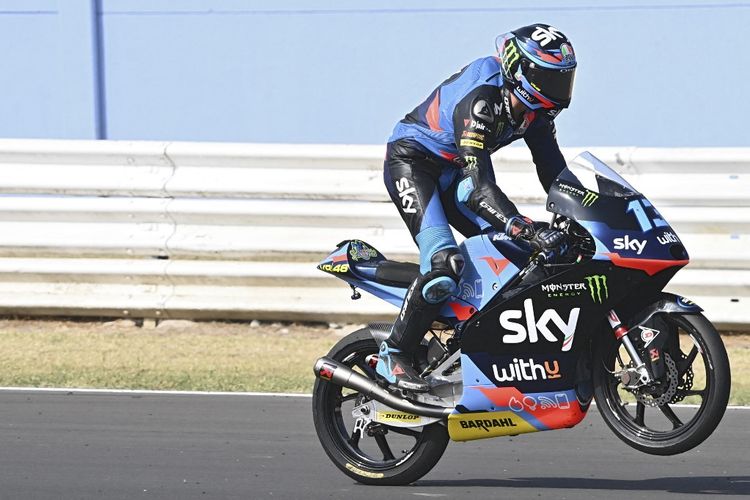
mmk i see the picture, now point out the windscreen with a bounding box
[547,152,640,220]
[562,152,638,197]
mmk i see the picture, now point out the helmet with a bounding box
[496,24,577,114]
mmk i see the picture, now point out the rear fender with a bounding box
[318,239,384,281]
[318,240,407,307]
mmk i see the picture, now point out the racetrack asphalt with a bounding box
[0,390,747,500]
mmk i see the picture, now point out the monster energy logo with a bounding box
[502,40,520,73]
[585,275,608,303]
[582,191,599,207]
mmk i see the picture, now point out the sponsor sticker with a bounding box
[447,411,536,441]
[639,326,660,348]
[478,201,506,223]
[582,190,599,207]
[657,231,680,245]
[319,263,349,273]
[557,183,585,197]
[464,119,489,131]
[472,99,494,122]
[459,417,516,431]
[584,275,608,304]
[463,155,478,169]
[460,139,485,149]
[560,43,575,63]
[501,39,520,73]
[541,281,586,298]
[531,25,564,47]
[376,411,420,423]
[318,362,336,381]
[461,130,485,140]
[499,298,579,352]
[492,357,561,382]
[613,235,647,255]
[395,177,418,214]
[509,392,570,413]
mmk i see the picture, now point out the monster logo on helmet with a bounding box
[495,23,577,113]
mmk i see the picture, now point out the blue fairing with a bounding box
[318,236,525,323]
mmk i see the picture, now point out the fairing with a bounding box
[318,152,694,442]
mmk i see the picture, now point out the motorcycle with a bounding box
[311,152,731,485]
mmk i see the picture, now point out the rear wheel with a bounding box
[311,328,449,485]
[594,313,730,455]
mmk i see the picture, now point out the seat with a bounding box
[373,260,420,288]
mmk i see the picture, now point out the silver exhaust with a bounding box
[313,356,453,418]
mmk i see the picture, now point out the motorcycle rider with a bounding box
[376,24,576,391]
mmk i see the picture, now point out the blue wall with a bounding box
[1,1,749,146]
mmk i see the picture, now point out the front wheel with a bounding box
[593,313,730,455]
[312,328,450,485]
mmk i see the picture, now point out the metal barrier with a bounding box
[0,139,747,329]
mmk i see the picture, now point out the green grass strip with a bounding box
[1,320,748,405]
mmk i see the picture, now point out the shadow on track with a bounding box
[415,476,750,495]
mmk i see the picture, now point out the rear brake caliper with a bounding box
[351,402,375,438]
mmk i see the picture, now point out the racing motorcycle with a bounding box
[311,152,731,485]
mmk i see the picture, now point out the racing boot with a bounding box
[375,341,430,392]
[376,249,463,391]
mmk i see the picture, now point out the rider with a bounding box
[376,24,576,391]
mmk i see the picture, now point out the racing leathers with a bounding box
[376,56,568,391]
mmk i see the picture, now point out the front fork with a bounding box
[607,309,654,386]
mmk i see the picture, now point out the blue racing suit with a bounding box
[381,55,568,356]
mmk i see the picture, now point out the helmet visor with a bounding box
[526,65,576,106]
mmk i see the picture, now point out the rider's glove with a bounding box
[529,228,567,254]
[506,215,566,254]
[505,215,535,240]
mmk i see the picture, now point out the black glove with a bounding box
[529,228,567,254]
[506,215,566,254]
[505,215,535,240]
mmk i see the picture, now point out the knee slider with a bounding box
[421,248,465,304]
[421,276,457,304]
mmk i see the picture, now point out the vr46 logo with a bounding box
[499,298,580,352]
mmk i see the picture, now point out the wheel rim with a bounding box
[600,314,714,441]
[321,343,432,470]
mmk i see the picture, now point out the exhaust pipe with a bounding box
[313,356,453,418]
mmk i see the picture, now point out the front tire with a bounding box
[594,313,730,455]
[312,328,449,485]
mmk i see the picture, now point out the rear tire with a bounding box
[593,313,730,455]
[312,328,449,485]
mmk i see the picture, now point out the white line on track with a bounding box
[0,386,311,397]
[0,387,747,409]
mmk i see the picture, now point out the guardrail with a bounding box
[0,139,747,329]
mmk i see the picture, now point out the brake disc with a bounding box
[670,350,695,404]
[635,353,679,407]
